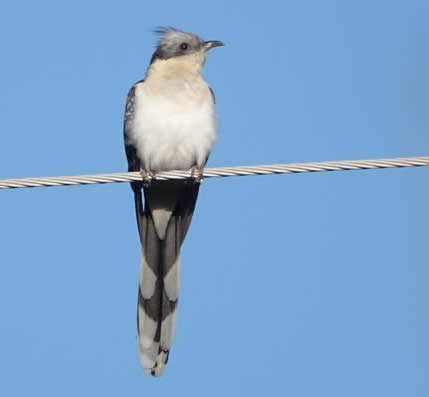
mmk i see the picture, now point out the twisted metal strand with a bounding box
[1,156,428,190]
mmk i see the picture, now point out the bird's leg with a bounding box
[140,169,155,188]
[189,165,204,184]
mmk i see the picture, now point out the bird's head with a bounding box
[149,27,224,72]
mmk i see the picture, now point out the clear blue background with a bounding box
[0,1,428,396]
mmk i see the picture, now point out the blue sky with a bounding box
[0,0,428,396]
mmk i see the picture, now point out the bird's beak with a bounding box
[204,40,225,50]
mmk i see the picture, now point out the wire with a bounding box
[0,156,428,190]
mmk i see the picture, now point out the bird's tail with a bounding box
[133,181,199,376]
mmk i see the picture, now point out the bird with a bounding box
[123,27,223,377]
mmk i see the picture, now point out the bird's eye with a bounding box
[180,42,188,50]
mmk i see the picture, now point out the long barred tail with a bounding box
[133,181,199,376]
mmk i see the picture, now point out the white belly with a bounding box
[130,88,217,172]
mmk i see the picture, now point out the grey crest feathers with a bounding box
[150,27,224,64]
[151,27,205,62]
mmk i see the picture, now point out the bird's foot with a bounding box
[189,165,204,184]
[140,169,155,188]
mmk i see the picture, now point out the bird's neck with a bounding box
[146,53,205,82]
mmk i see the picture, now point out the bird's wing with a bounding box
[124,81,145,241]
[209,86,216,104]
[124,80,144,174]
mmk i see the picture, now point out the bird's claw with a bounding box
[140,169,154,188]
[190,166,204,184]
